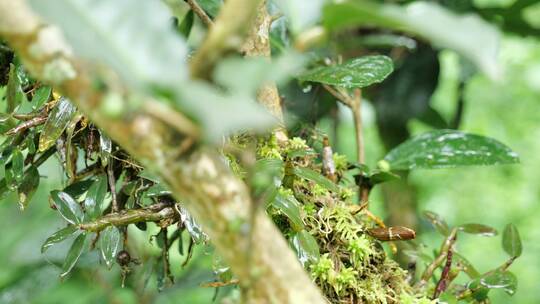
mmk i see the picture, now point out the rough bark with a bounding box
[0,0,326,303]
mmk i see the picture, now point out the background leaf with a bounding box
[323,1,501,80]
[298,55,393,89]
[383,130,519,170]
[292,167,339,193]
[458,223,498,237]
[84,174,108,220]
[272,191,304,232]
[17,165,40,210]
[291,230,320,267]
[502,223,522,257]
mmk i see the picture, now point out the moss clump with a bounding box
[255,134,430,303]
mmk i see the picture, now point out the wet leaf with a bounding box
[298,55,393,89]
[60,233,87,278]
[458,223,498,237]
[292,167,339,193]
[38,97,77,152]
[291,230,320,267]
[177,206,208,244]
[422,210,450,236]
[50,190,84,225]
[41,225,78,253]
[323,1,501,80]
[480,270,517,295]
[11,148,24,183]
[502,223,522,258]
[100,226,121,269]
[31,86,51,110]
[17,165,40,210]
[383,130,519,170]
[145,183,171,198]
[84,174,108,220]
[272,191,304,232]
[29,0,188,92]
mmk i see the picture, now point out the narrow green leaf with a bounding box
[145,183,171,198]
[50,190,84,225]
[100,226,121,269]
[177,10,194,39]
[291,230,320,267]
[272,191,304,232]
[29,0,188,91]
[32,86,52,110]
[298,55,393,89]
[252,158,284,197]
[84,174,108,220]
[323,1,501,80]
[502,223,522,258]
[422,210,450,236]
[292,167,339,193]
[458,223,498,237]
[41,225,78,253]
[63,179,94,199]
[177,206,208,244]
[369,170,400,185]
[38,97,77,152]
[17,165,40,210]
[453,252,481,278]
[383,130,519,170]
[60,233,87,278]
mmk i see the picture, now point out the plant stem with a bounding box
[186,0,213,27]
[416,228,458,290]
[352,88,364,164]
[433,247,453,298]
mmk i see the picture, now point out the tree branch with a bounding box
[186,0,213,27]
[0,1,325,302]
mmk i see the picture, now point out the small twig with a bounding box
[107,161,118,212]
[79,203,176,232]
[161,227,175,284]
[416,228,458,290]
[201,279,239,288]
[186,0,214,27]
[433,247,454,299]
[323,84,351,107]
[5,115,47,135]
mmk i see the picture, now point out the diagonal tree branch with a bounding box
[0,0,326,302]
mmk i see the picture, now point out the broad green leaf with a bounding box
[458,223,498,237]
[323,1,501,80]
[17,165,40,210]
[29,0,188,91]
[32,86,51,110]
[291,230,320,267]
[502,223,522,257]
[38,97,77,152]
[6,63,21,113]
[298,55,393,89]
[422,210,450,236]
[197,0,222,17]
[41,225,78,253]
[272,190,304,232]
[60,233,87,278]
[292,167,339,193]
[369,170,400,185]
[11,148,24,183]
[50,190,84,225]
[100,226,121,269]
[84,174,108,220]
[383,130,519,170]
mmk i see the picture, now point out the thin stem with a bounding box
[433,247,453,298]
[416,228,458,290]
[186,0,213,27]
[352,89,364,164]
[107,161,118,212]
[79,203,176,232]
